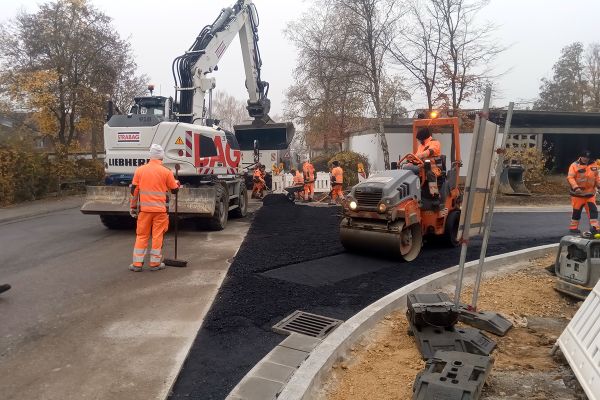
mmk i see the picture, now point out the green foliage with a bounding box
[328,151,370,188]
[535,42,590,112]
[0,139,103,206]
[310,153,336,173]
[504,147,550,185]
[0,0,147,155]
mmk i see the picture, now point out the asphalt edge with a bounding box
[163,204,261,400]
[0,196,84,224]
[275,243,558,400]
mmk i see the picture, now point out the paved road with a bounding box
[0,207,255,400]
[170,198,572,399]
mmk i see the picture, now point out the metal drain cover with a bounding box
[272,310,343,338]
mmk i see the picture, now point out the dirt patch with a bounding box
[322,254,587,400]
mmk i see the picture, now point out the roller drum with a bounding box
[339,219,422,261]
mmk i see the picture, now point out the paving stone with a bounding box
[251,361,296,384]
[279,333,322,353]
[265,346,309,368]
[229,377,283,400]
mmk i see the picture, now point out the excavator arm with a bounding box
[172,0,293,150]
[173,0,268,124]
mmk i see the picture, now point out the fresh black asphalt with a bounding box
[169,195,569,399]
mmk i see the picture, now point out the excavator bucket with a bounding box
[234,121,294,150]
[81,186,217,216]
[499,165,531,196]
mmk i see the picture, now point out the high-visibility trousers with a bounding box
[331,184,343,201]
[304,182,315,199]
[570,195,600,231]
[252,182,265,197]
[132,212,169,267]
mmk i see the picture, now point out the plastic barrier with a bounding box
[272,172,331,194]
[272,175,285,194]
[314,172,331,193]
[557,279,600,400]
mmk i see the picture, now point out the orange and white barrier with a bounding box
[272,172,331,194]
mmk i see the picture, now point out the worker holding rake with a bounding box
[129,144,180,272]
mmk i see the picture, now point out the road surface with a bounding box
[169,198,571,399]
[0,205,254,400]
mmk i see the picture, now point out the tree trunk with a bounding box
[91,125,98,160]
[376,113,389,169]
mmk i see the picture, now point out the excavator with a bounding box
[81,0,293,230]
[340,114,462,261]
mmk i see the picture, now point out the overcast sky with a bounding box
[2,0,600,115]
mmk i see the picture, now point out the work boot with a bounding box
[0,284,11,294]
[129,264,143,272]
[148,263,166,271]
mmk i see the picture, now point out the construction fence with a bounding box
[271,172,332,194]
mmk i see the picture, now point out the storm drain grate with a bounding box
[272,310,343,338]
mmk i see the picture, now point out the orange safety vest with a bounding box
[303,162,315,183]
[130,159,179,213]
[331,166,343,185]
[293,171,304,185]
[253,168,264,183]
[417,137,441,161]
[567,159,600,196]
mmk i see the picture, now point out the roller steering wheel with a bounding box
[406,153,424,166]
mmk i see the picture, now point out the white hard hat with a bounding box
[149,143,164,159]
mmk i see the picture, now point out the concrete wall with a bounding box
[349,131,477,176]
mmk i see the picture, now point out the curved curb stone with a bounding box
[276,243,558,400]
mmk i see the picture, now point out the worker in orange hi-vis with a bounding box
[329,160,344,205]
[567,149,600,234]
[291,168,305,200]
[252,164,266,199]
[302,157,316,202]
[129,144,180,272]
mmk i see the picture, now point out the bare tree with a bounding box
[390,1,443,110]
[430,0,503,112]
[285,3,365,153]
[334,0,401,169]
[211,91,249,131]
[586,43,600,112]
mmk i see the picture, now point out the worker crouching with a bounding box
[129,144,180,272]
[252,164,266,199]
[567,149,600,234]
[330,160,344,205]
[291,168,305,200]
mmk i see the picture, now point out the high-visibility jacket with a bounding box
[293,171,304,185]
[417,137,441,161]
[567,159,600,196]
[131,159,179,213]
[331,166,343,185]
[253,168,265,183]
[303,162,315,183]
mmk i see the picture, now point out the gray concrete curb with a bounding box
[275,243,558,400]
